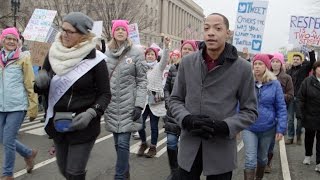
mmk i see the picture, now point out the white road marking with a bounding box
[279,138,291,180]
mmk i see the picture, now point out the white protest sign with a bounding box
[129,23,141,45]
[91,21,103,38]
[23,9,57,42]
[289,16,320,46]
[233,1,269,54]
[45,26,59,44]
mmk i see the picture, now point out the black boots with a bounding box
[255,165,266,180]
[166,148,179,180]
[67,172,86,180]
[244,169,255,180]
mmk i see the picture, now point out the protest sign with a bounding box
[23,9,57,42]
[289,15,320,46]
[45,26,59,44]
[129,23,141,45]
[92,21,103,38]
[233,1,269,54]
[30,42,51,66]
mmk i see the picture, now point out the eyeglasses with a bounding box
[61,28,79,36]
[4,36,18,42]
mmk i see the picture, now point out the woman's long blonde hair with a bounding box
[108,37,132,50]
[254,68,277,83]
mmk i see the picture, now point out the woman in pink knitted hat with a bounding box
[163,40,198,180]
[243,54,287,180]
[0,27,38,180]
[264,52,294,173]
[104,19,148,179]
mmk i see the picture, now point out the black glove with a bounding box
[35,70,51,89]
[201,120,230,137]
[132,107,142,121]
[182,115,209,131]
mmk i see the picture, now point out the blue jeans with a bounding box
[287,98,302,139]
[113,132,131,180]
[243,128,276,169]
[0,111,32,176]
[167,133,179,150]
[138,105,160,145]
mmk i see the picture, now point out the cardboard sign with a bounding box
[289,15,320,46]
[129,23,141,45]
[30,42,51,66]
[23,9,57,42]
[233,1,269,53]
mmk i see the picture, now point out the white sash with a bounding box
[44,50,106,126]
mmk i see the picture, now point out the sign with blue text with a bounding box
[233,1,269,54]
[23,9,57,42]
[289,15,320,46]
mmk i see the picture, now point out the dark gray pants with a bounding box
[54,140,95,177]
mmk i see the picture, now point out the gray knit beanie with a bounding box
[63,12,94,34]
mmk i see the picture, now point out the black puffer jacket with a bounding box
[297,75,320,130]
[163,64,180,135]
[37,49,111,144]
[287,50,316,96]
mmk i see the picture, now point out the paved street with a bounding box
[0,113,319,180]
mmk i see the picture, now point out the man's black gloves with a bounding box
[132,107,143,121]
[182,115,209,131]
[182,115,230,139]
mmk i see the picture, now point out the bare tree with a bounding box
[0,1,13,28]
[89,0,156,40]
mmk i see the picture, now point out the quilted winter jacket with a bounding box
[248,80,287,134]
[0,51,38,117]
[104,45,148,133]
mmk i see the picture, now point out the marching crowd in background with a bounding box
[0,10,319,180]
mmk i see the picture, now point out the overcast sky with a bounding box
[193,0,320,53]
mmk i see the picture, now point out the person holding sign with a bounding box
[34,12,111,180]
[286,46,316,145]
[0,27,38,180]
[104,20,147,180]
[169,13,257,180]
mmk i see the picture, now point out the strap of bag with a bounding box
[109,50,129,79]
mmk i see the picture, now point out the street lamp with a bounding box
[11,0,21,27]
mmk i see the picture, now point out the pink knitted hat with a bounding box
[181,40,198,51]
[1,27,19,41]
[253,54,273,70]
[145,47,160,60]
[170,49,181,59]
[111,20,129,38]
[271,52,285,66]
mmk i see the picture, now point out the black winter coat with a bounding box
[163,64,180,135]
[287,51,316,96]
[297,75,320,130]
[37,49,111,144]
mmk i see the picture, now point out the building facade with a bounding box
[141,0,204,48]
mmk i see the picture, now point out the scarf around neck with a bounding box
[0,48,20,66]
[109,40,131,57]
[146,61,157,69]
[49,32,97,76]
